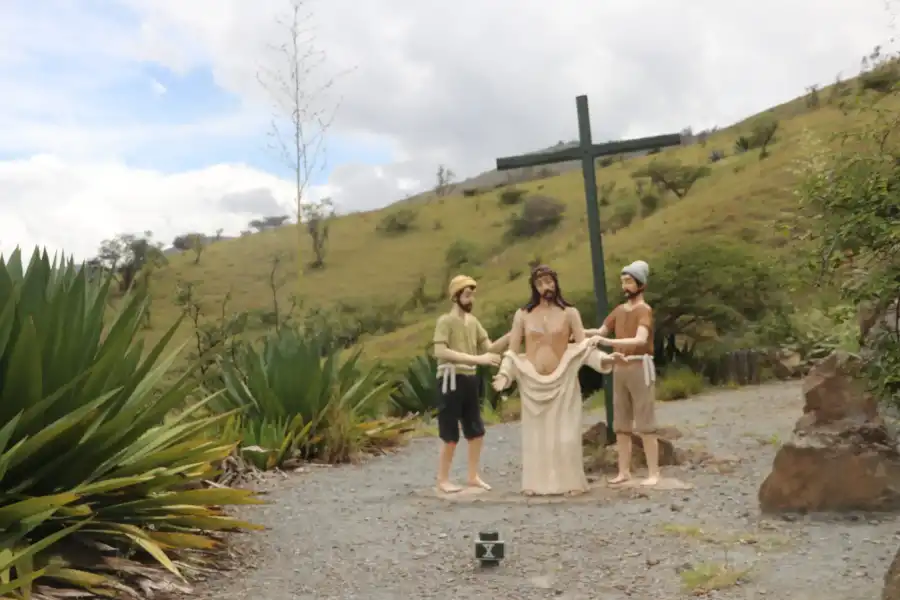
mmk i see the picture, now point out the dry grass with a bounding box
[134,88,898,369]
[660,523,791,551]
[679,562,751,595]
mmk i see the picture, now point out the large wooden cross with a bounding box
[495,94,684,441]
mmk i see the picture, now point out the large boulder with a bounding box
[758,351,900,514]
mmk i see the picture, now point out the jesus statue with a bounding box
[492,265,623,496]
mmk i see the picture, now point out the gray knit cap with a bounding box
[621,260,649,285]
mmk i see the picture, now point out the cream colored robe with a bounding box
[498,338,612,495]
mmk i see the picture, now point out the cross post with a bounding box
[495,95,684,442]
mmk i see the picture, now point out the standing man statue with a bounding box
[492,265,620,496]
[433,275,509,494]
[585,260,661,486]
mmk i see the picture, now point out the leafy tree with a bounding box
[95,231,166,293]
[172,232,206,264]
[302,197,335,269]
[249,215,291,232]
[795,72,900,403]
[631,160,711,199]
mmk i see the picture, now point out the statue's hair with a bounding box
[523,265,572,312]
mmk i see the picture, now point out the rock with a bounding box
[799,351,877,428]
[759,350,900,514]
[772,349,804,380]
[582,422,680,474]
[759,425,900,513]
[883,544,900,600]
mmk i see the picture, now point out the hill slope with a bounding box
[143,89,845,367]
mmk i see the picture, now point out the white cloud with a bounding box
[150,79,167,96]
[0,156,333,259]
[0,0,895,259]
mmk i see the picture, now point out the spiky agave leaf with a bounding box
[0,249,261,596]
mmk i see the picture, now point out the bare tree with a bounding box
[435,164,456,196]
[257,0,347,268]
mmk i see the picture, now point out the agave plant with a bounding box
[0,248,261,598]
[216,326,402,467]
[390,353,439,416]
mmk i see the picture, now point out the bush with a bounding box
[657,367,706,401]
[498,188,526,205]
[0,249,258,597]
[216,327,402,467]
[505,194,566,239]
[708,149,725,163]
[606,202,637,231]
[376,208,417,235]
[639,193,661,217]
[445,239,480,271]
[462,188,479,197]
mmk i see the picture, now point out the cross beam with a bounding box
[495,95,684,442]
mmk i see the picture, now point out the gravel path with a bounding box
[191,382,898,599]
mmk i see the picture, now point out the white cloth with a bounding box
[436,363,458,394]
[620,354,657,386]
[498,338,613,495]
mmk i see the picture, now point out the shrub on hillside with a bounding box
[499,188,526,205]
[639,192,661,217]
[505,194,566,239]
[445,238,481,271]
[708,149,725,163]
[0,249,258,597]
[605,202,636,232]
[376,208,418,235]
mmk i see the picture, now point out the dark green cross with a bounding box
[495,94,683,441]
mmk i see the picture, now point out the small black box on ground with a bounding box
[475,531,505,565]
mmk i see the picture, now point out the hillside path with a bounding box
[190,382,897,600]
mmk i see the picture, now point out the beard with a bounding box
[623,288,641,300]
[541,289,557,300]
[456,300,473,313]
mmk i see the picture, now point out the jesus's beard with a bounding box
[541,290,557,301]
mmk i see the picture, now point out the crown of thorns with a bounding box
[530,265,557,281]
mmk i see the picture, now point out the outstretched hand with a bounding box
[589,336,614,347]
[477,352,502,367]
[608,351,628,366]
[492,373,510,392]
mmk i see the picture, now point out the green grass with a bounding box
[657,367,706,401]
[136,85,892,370]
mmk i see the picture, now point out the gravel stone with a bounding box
[188,382,894,600]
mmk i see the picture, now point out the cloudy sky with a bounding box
[0,0,893,260]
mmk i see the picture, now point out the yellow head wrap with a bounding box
[448,274,477,300]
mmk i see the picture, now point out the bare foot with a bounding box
[565,489,586,497]
[640,474,661,487]
[467,476,492,491]
[608,473,631,485]
[437,481,463,493]
[523,489,536,496]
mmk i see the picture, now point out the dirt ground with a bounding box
[187,382,897,599]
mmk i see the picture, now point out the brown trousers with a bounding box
[612,362,657,434]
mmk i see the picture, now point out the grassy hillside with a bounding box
[142,87,859,369]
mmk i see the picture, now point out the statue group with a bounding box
[432,260,663,497]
